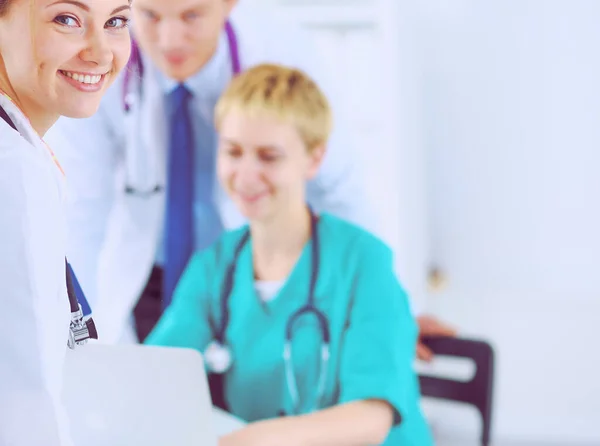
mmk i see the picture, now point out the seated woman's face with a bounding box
[0,0,131,119]
[216,110,324,222]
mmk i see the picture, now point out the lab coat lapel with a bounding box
[0,97,68,203]
[124,61,167,193]
[94,71,168,344]
[141,62,168,190]
[0,93,71,330]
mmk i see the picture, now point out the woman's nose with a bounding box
[79,28,112,68]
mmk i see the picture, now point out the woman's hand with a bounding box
[219,418,297,446]
[218,400,393,446]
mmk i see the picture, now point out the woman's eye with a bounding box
[54,14,79,27]
[106,16,129,29]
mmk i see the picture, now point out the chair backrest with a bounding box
[62,344,218,446]
[418,336,495,446]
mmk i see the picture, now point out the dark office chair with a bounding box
[418,336,495,446]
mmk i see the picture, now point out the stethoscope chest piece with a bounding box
[204,340,233,373]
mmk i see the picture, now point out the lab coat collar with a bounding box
[0,94,41,148]
[0,94,66,199]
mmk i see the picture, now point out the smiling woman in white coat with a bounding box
[0,0,131,444]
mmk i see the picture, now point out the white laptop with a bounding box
[62,344,218,446]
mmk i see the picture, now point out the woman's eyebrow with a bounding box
[111,4,131,14]
[48,0,89,11]
[48,0,131,14]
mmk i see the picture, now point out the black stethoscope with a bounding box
[205,209,331,415]
[121,20,241,197]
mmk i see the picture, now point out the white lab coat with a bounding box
[45,5,373,345]
[0,95,74,445]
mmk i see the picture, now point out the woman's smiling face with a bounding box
[0,0,132,127]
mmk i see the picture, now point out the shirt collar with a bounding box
[154,30,232,101]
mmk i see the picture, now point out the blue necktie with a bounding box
[163,84,195,308]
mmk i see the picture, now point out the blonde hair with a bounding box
[214,63,333,151]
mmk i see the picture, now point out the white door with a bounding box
[419,1,600,444]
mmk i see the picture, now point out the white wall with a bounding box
[248,0,600,443]
[255,0,432,311]
[417,1,600,443]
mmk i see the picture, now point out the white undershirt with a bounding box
[254,280,286,303]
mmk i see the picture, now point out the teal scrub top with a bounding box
[145,213,433,445]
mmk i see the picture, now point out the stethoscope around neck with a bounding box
[120,20,241,197]
[205,208,331,415]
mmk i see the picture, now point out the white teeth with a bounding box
[61,71,102,85]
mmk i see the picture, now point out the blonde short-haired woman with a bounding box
[146,63,434,446]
